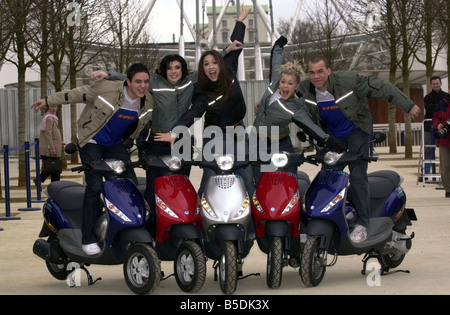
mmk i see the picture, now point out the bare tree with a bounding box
[3,0,34,186]
[101,0,159,73]
[414,0,447,93]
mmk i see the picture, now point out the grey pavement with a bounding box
[1,146,449,295]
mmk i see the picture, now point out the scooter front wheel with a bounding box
[300,236,327,287]
[174,241,206,293]
[123,243,161,294]
[219,241,238,295]
[267,236,283,289]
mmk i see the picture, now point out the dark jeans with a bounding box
[78,143,137,245]
[336,128,371,228]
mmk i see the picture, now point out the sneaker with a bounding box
[82,243,101,255]
[350,224,367,243]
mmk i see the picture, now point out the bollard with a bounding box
[18,142,40,211]
[31,139,44,203]
[0,145,21,221]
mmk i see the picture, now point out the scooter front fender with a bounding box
[118,228,153,250]
[215,224,244,241]
[265,220,291,237]
[306,219,335,250]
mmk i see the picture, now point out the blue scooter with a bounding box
[33,144,161,294]
[299,133,417,287]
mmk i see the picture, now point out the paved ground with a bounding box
[1,146,449,296]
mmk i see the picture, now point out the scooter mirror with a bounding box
[296,131,307,142]
[64,143,77,154]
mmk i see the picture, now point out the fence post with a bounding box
[18,142,40,212]
[0,145,20,221]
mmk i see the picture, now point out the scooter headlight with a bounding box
[252,192,264,214]
[235,194,250,218]
[195,197,201,217]
[282,191,300,214]
[215,154,234,171]
[105,160,125,174]
[320,188,346,213]
[105,198,131,222]
[161,155,182,171]
[324,151,344,166]
[144,200,152,222]
[271,152,289,168]
[201,197,218,219]
[155,194,179,218]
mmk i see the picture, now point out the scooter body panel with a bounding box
[102,179,151,246]
[154,174,201,244]
[43,200,72,231]
[304,169,350,235]
[201,174,253,261]
[380,186,406,221]
[252,171,301,238]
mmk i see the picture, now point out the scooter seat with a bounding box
[368,170,401,199]
[47,180,86,212]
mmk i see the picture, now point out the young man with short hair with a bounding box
[32,63,154,255]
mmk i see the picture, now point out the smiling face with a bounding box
[279,74,300,100]
[202,54,221,82]
[126,72,150,99]
[166,60,183,85]
[308,60,331,91]
[431,78,442,93]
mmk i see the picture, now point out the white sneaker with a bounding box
[82,243,101,255]
[350,224,367,243]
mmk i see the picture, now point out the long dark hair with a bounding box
[156,54,189,84]
[197,50,233,104]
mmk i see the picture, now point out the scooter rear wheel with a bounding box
[300,236,326,287]
[219,241,238,295]
[174,241,206,293]
[123,243,161,294]
[267,237,283,289]
[46,261,69,281]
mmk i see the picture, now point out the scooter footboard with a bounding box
[306,219,335,250]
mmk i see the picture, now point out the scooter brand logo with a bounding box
[66,262,82,287]
[366,261,381,287]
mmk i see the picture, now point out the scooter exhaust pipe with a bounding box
[384,231,413,255]
[33,239,53,261]
[33,239,65,264]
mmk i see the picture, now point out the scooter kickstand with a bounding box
[80,265,102,286]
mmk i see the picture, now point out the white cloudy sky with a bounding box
[147,0,312,43]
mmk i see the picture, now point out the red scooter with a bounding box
[252,152,312,288]
[139,154,206,293]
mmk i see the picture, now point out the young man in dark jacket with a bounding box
[32,63,154,255]
[301,55,420,243]
[423,76,449,175]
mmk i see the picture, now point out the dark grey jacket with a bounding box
[300,71,415,135]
